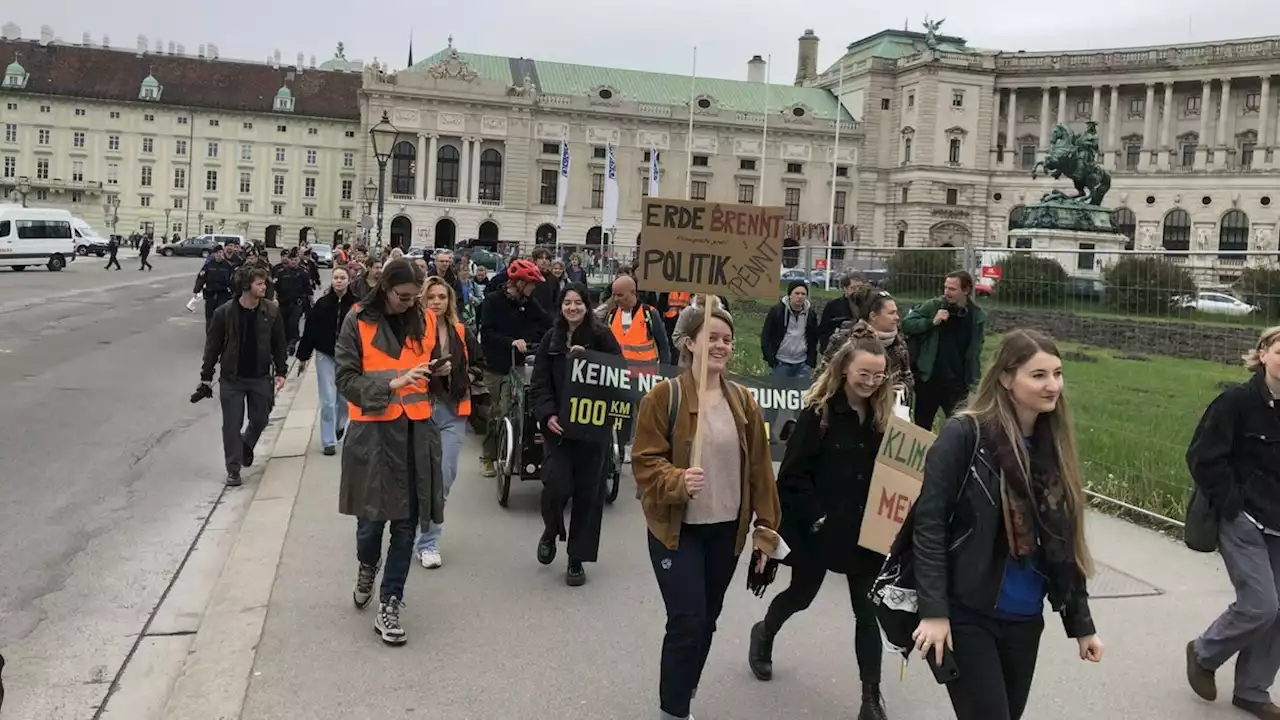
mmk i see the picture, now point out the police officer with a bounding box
[194,244,236,327]
[274,248,313,354]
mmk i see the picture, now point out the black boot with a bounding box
[748,620,775,681]
[857,681,887,720]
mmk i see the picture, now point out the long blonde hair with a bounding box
[1245,325,1280,372]
[423,275,459,325]
[802,333,894,433]
[958,329,1094,577]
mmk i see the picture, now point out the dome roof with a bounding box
[140,74,160,87]
[4,60,24,75]
[318,57,350,72]
[276,85,293,98]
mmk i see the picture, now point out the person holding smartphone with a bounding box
[334,259,447,646]
[529,283,622,586]
[911,329,1103,719]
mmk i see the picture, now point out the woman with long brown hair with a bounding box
[748,328,895,720]
[911,329,1103,719]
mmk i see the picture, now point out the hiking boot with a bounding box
[481,459,496,478]
[1234,698,1280,719]
[374,597,407,645]
[566,560,586,586]
[858,681,888,720]
[537,533,556,566]
[1186,640,1217,701]
[322,445,336,456]
[352,562,378,610]
[748,620,775,681]
[225,471,242,487]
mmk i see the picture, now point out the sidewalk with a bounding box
[171,399,1253,720]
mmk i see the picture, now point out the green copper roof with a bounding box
[411,48,853,122]
[276,86,293,98]
[140,74,160,87]
[826,30,977,73]
[4,61,24,74]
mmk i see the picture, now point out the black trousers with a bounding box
[945,609,1045,720]
[914,378,968,431]
[139,250,152,270]
[541,438,606,562]
[204,295,231,327]
[282,299,307,344]
[763,561,883,683]
[219,376,274,475]
[648,522,739,719]
[105,253,121,270]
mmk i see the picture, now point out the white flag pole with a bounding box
[555,135,570,230]
[760,53,770,207]
[685,46,697,201]
[825,60,845,291]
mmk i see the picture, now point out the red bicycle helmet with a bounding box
[507,259,545,284]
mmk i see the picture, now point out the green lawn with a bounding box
[729,304,1244,522]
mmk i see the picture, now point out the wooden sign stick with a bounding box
[689,293,717,473]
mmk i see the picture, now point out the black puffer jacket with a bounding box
[1187,371,1280,529]
[529,320,622,428]
[296,289,357,361]
[913,416,1095,638]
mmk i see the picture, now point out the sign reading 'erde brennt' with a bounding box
[639,198,786,301]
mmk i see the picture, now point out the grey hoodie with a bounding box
[776,296,811,365]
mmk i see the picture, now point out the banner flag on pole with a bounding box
[555,137,571,229]
[603,141,620,232]
[649,148,660,197]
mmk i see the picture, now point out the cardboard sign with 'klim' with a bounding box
[858,416,938,556]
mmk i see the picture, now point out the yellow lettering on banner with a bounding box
[568,397,609,427]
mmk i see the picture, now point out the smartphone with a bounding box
[925,647,961,684]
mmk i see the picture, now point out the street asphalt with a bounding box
[0,256,256,719]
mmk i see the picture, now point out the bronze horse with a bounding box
[1031,123,1111,206]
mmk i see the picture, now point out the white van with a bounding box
[0,205,77,271]
[71,217,111,257]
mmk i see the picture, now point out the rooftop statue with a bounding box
[1032,121,1111,206]
[922,16,945,50]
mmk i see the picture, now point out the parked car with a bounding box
[463,247,505,271]
[781,268,807,282]
[72,219,110,257]
[159,236,220,258]
[310,243,333,268]
[1174,290,1259,316]
[1068,277,1108,302]
[809,269,832,287]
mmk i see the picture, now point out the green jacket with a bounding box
[900,297,988,389]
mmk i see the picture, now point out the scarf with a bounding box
[986,418,1077,573]
[875,328,897,347]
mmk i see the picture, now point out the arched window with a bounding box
[1113,207,1136,251]
[586,226,602,246]
[478,149,503,202]
[390,141,416,196]
[783,237,799,267]
[435,145,460,199]
[1219,209,1250,260]
[1162,208,1191,252]
[1008,205,1027,230]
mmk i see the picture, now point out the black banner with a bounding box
[558,350,806,460]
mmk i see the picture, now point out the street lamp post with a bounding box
[361,179,376,244]
[368,111,400,256]
[197,211,205,236]
[102,195,120,236]
[15,175,31,208]
[164,208,172,240]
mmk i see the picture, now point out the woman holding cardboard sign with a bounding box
[632,303,781,720]
[529,283,622,586]
[911,329,1102,720]
[747,327,895,720]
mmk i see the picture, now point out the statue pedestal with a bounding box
[1021,200,1117,233]
[1006,228,1127,279]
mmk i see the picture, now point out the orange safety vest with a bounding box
[451,321,472,418]
[663,292,691,319]
[347,304,438,423]
[611,306,659,364]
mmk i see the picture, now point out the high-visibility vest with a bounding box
[452,321,472,418]
[347,304,437,422]
[663,292,691,319]
[611,306,659,364]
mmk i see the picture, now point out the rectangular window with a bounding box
[951,90,964,107]
[344,130,354,138]
[205,170,218,191]
[273,203,284,215]
[1077,242,1096,271]
[142,137,154,153]
[140,196,152,207]
[173,167,186,189]
[205,199,216,211]
[209,118,220,127]
[2,156,14,178]
[176,139,187,156]
[945,188,958,205]
[38,128,51,145]
[177,116,188,125]
[341,179,353,200]
[738,184,755,204]
[1241,142,1256,170]
[907,93,915,108]
[239,173,252,193]
[592,147,607,159]
[275,147,286,163]
[1186,95,1202,114]
[108,135,120,151]
[1129,97,1145,118]
[110,111,120,119]
[901,187,909,203]
[277,125,288,133]
[140,165,152,187]
[144,114,154,122]
[897,230,906,247]
[75,108,86,117]
[35,189,47,201]
[1246,93,1261,112]
[784,188,801,221]
[304,177,316,198]
[343,151,354,168]
[1076,99,1091,117]
[641,176,650,197]
[239,201,251,213]
[3,124,15,143]
[306,149,317,165]
[39,105,50,113]
[835,165,849,177]
[106,163,118,185]
[786,162,803,174]
[539,169,558,205]
[341,207,352,219]
[949,138,962,164]
[591,173,604,208]
[690,180,707,201]
[692,155,709,167]
[739,158,757,171]
[643,151,652,162]
[542,142,559,155]
[304,206,315,217]
[207,141,219,158]
[273,174,285,196]
[903,138,913,163]
[73,131,85,148]
[173,197,184,209]
[1020,144,1036,170]
[833,191,847,224]
[1125,143,1141,170]
[1014,237,1032,249]
[881,98,891,110]
[308,128,318,136]
[244,122,254,130]
[241,144,253,161]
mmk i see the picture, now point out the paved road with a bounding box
[0,257,250,719]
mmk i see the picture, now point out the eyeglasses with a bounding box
[393,291,419,304]
[853,371,888,384]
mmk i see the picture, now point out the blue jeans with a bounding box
[415,401,465,553]
[315,352,348,449]
[770,361,812,382]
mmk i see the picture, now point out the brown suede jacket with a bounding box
[632,371,781,556]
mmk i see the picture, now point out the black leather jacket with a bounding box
[1187,371,1280,529]
[913,416,1096,638]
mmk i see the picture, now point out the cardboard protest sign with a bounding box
[558,350,806,459]
[857,416,937,556]
[638,198,786,301]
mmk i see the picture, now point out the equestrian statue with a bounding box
[1031,121,1111,207]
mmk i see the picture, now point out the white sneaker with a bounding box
[419,550,442,569]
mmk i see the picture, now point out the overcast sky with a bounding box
[6,0,1277,82]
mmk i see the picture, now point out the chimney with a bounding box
[176,43,184,55]
[168,41,175,55]
[102,34,110,48]
[794,29,819,86]
[198,44,205,59]
[136,34,147,56]
[155,37,163,54]
[208,43,218,60]
[296,52,304,69]
[39,25,54,46]
[82,32,91,46]
[272,49,281,69]
[309,54,316,68]
[747,55,766,83]
[1,23,20,40]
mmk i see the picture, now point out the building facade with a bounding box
[809,29,1280,280]
[357,41,860,255]
[0,24,363,246]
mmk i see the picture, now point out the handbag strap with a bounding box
[946,416,982,525]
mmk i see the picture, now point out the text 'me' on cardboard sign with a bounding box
[858,416,938,556]
[639,198,786,302]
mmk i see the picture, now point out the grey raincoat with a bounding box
[334,304,444,525]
